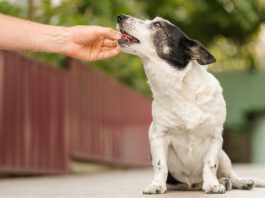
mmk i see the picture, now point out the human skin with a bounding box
[0,14,121,61]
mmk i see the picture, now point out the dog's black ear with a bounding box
[182,39,216,65]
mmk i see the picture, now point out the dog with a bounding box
[117,14,265,194]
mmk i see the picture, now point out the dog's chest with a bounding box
[169,128,211,160]
[167,129,212,183]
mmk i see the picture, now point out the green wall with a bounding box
[251,117,265,163]
[214,71,265,130]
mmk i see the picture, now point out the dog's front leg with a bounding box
[143,122,170,194]
[202,134,225,194]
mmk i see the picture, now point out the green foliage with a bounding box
[0,0,265,95]
[143,0,265,44]
[0,1,23,16]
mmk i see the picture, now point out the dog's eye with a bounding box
[153,22,162,28]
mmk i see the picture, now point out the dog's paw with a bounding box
[219,177,232,191]
[202,184,226,194]
[236,179,255,190]
[242,180,255,190]
[143,183,167,194]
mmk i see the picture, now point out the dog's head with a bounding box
[117,14,216,69]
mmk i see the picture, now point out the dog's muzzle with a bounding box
[116,14,140,45]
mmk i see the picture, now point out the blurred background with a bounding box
[0,0,265,175]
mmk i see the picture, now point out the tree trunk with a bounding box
[28,0,34,20]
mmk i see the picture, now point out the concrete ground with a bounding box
[0,165,265,198]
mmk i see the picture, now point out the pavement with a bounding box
[0,165,265,198]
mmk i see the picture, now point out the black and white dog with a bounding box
[117,14,265,194]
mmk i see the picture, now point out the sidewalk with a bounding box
[0,165,264,198]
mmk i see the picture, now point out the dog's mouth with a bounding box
[118,29,140,45]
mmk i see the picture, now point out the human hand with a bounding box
[62,26,121,61]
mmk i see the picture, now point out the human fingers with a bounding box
[95,27,121,40]
[101,46,119,51]
[95,46,121,60]
[103,39,118,48]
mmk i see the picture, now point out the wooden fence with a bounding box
[0,51,151,174]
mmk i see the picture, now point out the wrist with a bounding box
[40,25,71,54]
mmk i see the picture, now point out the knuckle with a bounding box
[106,28,114,34]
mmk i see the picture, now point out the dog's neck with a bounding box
[142,57,207,101]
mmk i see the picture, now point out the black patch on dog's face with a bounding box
[152,20,216,69]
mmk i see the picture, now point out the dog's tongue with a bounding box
[121,34,130,40]
[119,33,139,44]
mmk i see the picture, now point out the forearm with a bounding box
[0,14,68,53]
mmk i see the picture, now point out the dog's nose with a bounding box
[117,14,128,23]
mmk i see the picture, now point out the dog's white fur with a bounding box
[118,15,265,194]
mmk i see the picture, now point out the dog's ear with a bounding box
[182,39,216,65]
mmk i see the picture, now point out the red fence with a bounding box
[0,51,152,174]
[0,51,68,174]
[67,60,151,166]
